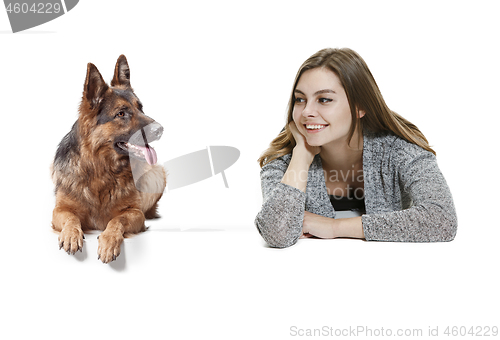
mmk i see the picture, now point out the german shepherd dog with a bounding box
[51,55,166,263]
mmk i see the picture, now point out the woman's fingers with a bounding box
[289,121,321,156]
[289,121,304,143]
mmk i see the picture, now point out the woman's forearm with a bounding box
[334,216,365,239]
[302,212,365,239]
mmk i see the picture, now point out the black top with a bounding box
[329,195,366,212]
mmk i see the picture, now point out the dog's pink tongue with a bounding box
[137,145,157,165]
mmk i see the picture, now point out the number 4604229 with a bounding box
[5,2,62,14]
[444,326,498,337]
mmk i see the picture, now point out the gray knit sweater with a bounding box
[255,131,457,247]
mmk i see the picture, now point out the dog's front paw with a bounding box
[97,232,123,263]
[58,227,84,255]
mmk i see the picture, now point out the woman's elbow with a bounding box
[255,216,300,248]
[440,218,457,242]
[264,235,299,248]
[429,205,457,242]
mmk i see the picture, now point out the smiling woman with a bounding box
[255,48,457,248]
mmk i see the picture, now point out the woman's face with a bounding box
[292,67,360,148]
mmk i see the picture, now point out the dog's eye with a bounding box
[116,111,125,118]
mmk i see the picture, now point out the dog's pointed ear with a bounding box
[111,55,131,87]
[84,63,109,109]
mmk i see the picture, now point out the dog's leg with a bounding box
[98,209,145,263]
[52,207,84,254]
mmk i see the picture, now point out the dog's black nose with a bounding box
[142,122,163,143]
[146,122,163,140]
[150,124,163,139]
[133,122,164,147]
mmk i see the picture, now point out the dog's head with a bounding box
[79,55,163,165]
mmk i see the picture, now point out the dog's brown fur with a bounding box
[51,55,166,263]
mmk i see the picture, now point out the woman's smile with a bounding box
[304,124,329,133]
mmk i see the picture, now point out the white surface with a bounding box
[1,1,499,339]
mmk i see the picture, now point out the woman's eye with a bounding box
[319,98,333,104]
[294,97,305,104]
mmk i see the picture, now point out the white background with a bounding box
[1,1,499,339]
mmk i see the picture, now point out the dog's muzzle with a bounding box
[118,122,164,165]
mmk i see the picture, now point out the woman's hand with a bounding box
[300,212,365,239]
[280,122,321,192]
[301,211,336,239]
[289,121,321,165]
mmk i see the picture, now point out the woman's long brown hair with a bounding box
[258,48,435,167]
